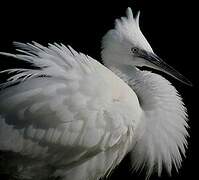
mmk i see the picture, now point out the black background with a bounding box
[0,0,197,180]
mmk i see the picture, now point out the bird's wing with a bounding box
[0,42,140,168]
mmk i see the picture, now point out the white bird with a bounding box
[0,7,191,180]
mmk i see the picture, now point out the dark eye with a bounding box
[131,47,138,53]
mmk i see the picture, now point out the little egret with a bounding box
[0,7,191,180]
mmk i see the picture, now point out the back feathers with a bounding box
[0,42,96,89]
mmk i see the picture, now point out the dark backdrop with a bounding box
[0,0,197,180]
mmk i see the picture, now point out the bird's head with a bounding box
[102,7,192,86]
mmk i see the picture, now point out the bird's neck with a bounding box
[108,65,188,176]
[108,65,158,110]
[108,65,179,111]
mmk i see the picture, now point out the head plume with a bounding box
[115,7,141,39]
[101,7,153,67]
[115,7,152,52]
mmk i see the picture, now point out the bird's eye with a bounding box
[131,47,138,53]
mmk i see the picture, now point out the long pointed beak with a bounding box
[139,51,192,86]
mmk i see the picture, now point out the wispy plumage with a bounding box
[0,7,189,180]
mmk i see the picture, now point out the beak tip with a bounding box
[186,80,193,87]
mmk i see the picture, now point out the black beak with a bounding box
[138,51,192,86]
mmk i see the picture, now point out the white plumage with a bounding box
[0,7,189,180]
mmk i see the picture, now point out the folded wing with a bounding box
[0,43,140,177]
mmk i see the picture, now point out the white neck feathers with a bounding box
[110,66,189,178]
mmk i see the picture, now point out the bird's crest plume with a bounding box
[115,7,152,52]
[115,7,140,31]
[102,7,153,67]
